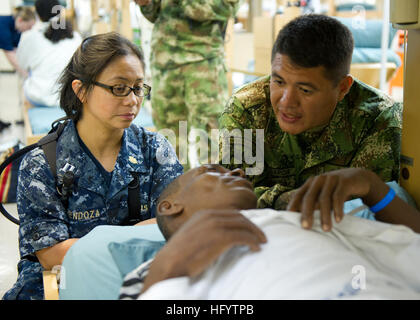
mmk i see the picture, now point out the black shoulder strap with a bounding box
[0,118,69,225]
[1,117,142,226]
[122,171,143,226]
[42,119,143,225]
[38,119,68,181]
[0,144,39,225]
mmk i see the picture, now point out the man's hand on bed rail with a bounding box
[141,209,267,293]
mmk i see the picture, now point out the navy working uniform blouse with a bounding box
[2,120,183,299]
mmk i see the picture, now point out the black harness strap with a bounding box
[0,119,69,225]
[122,171,142,226]
[0,117,143,225]
[38,123,67,182]
[0,144,39,225]
[39,120,75,209]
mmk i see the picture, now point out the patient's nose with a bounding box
[227,168,246,178]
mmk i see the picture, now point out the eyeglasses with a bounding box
[93,81,151,97]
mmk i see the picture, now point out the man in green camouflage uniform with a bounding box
[135,0,239,168]
[219,14,402,210]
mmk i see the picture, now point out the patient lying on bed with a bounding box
[119,165,420,300]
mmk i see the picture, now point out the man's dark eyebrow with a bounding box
[296,82,319,90]
[271,72,318,90]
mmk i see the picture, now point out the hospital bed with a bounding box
[40,182,417,300]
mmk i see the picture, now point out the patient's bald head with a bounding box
[156,165,257,240]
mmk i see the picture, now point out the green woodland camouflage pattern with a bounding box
[140,0,239,69]
[151,58,228,160]
[140,0,239,167]
[219,76,402,210]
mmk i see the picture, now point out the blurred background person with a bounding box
[17,0,82,109]
[0,6,35,78]
[0,6,35,131]
[134,0,239,170]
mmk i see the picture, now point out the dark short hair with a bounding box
[271,14,354,84]
[58,32,146,122]
[35,0,60,21]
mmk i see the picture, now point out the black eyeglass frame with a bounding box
[93,81,151,97]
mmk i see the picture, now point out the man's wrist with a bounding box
[361,170,389,208]
[369,188,396,213]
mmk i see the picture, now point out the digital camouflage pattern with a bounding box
[3,121,183,300]
[219,76,402,210]
[140,0,239,168]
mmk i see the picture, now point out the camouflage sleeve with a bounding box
[255,185,298,210]
[139,0,161,23]
[17,149,70,258]
[182,0,240,22]
[350,125,401,182]
[221,130,295,210]
[220,96,290,209]
[218,96,252,173]
[256,101,403,210]
[349,100,402,182]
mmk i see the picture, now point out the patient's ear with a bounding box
[71,79,87,103]
[158,199,183,216]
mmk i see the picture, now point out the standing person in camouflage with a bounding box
[219,14,402,210]
[134,0,239,169]
[2,32,183,300]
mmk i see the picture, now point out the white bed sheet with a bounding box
[139,209,420,300]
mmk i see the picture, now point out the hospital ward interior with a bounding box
[1,0,420,302]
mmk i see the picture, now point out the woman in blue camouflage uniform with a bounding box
[3,32,183,300]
